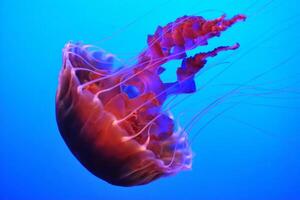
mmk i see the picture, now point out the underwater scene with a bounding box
[1,0,300,199]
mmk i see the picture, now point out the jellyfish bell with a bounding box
[55,14,246,186]
[56,43,190,186]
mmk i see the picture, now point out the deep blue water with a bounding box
[1,0,300,199]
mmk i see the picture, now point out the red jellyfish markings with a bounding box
[55,14,246,186]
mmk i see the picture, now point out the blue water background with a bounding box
[1,0,300,199]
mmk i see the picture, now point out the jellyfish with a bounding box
[55,14,246,186]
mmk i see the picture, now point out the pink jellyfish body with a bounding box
[55,14,246,186]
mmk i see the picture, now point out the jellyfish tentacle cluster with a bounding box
[137,14,246,99]
[56,14,246,186]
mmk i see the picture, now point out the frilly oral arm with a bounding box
[137,14,246,70]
